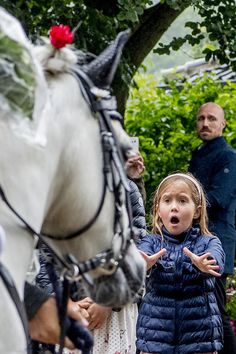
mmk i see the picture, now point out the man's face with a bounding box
[196,103,226,142]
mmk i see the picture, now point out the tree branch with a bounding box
[126,2,189,71]
[113,2,189,115]
[83,0,119,16]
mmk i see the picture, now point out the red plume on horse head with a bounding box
[49,24,74,49]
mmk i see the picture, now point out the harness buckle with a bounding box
[97,258,119,275]
[63,254,82,282]
[102,131,114,151]
[65,264,81,282]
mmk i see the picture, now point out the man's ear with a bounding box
[194,206,201,219]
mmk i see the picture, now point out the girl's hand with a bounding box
[139,249,166,270]
[77,297,93,309]
[183,247,221,277]
[86,302,112,330]
[68,298,90,325]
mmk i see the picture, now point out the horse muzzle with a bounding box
[85,243,146,307]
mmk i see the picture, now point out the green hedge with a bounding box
[125,74,236,223]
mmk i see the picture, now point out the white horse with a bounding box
[0,8,145,354]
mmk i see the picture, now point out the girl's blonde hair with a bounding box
[152,172,212,236]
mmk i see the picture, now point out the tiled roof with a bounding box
[158,58,236,89]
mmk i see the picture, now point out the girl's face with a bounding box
[158,180,200,235]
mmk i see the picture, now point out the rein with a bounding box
[0,262,32,354]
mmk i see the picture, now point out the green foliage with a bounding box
[0,0,150,53]
[3,1,236,73]
[0,0,151,100]
[226,273,236,321]
[155,0,236,71]
[125,74,236,221]
[9,1,116,52]
[2,0,236,104]
[117,0,152,23]
[227,297,236,321]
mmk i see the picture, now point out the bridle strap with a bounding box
[72,67,133,249]
[0,60,133,354]
[0,67,133,274]
[0,178,107,242]
[0,70,128,242]
[0,183,122,277]
[0,186,79,272]
[41,177,107,240]
[0,262,31,354]
[73,67,130,191]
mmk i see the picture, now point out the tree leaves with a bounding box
[125,73,236,219]
[156,0,236,71]
[2,1,236,113]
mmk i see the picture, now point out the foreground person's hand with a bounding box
[125,155,145,179]
[29,297,88,349]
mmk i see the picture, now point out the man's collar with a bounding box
[199,136,225,151]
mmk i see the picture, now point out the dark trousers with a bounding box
[215,274,236,354]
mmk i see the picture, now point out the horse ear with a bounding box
[82,29,131,89]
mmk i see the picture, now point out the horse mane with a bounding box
[33,40,76,74]
[33,38,95,76]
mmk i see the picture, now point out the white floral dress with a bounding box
[58,303,138,354]
[92,303,138,354]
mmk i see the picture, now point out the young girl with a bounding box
[136,172,225,354]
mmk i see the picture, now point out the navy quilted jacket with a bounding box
[189,136,236,274]
[128,178,146,241]
[136,227,225,354]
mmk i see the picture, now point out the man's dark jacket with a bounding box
[189,136,236,274]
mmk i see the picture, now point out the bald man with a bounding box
[189,102,236,354]
[196,102,226,141]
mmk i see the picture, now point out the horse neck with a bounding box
[0,88,64,295]
[41,72,116,260]
[0,218,35,298]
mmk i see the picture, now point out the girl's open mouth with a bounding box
[170,216,179,224]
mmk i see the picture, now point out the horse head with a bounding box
[35,27,146,307]
[0,6,146,315]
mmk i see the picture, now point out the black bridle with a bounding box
[0,66,133,277]
[0,67,134,353]
[48,67,134,277]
